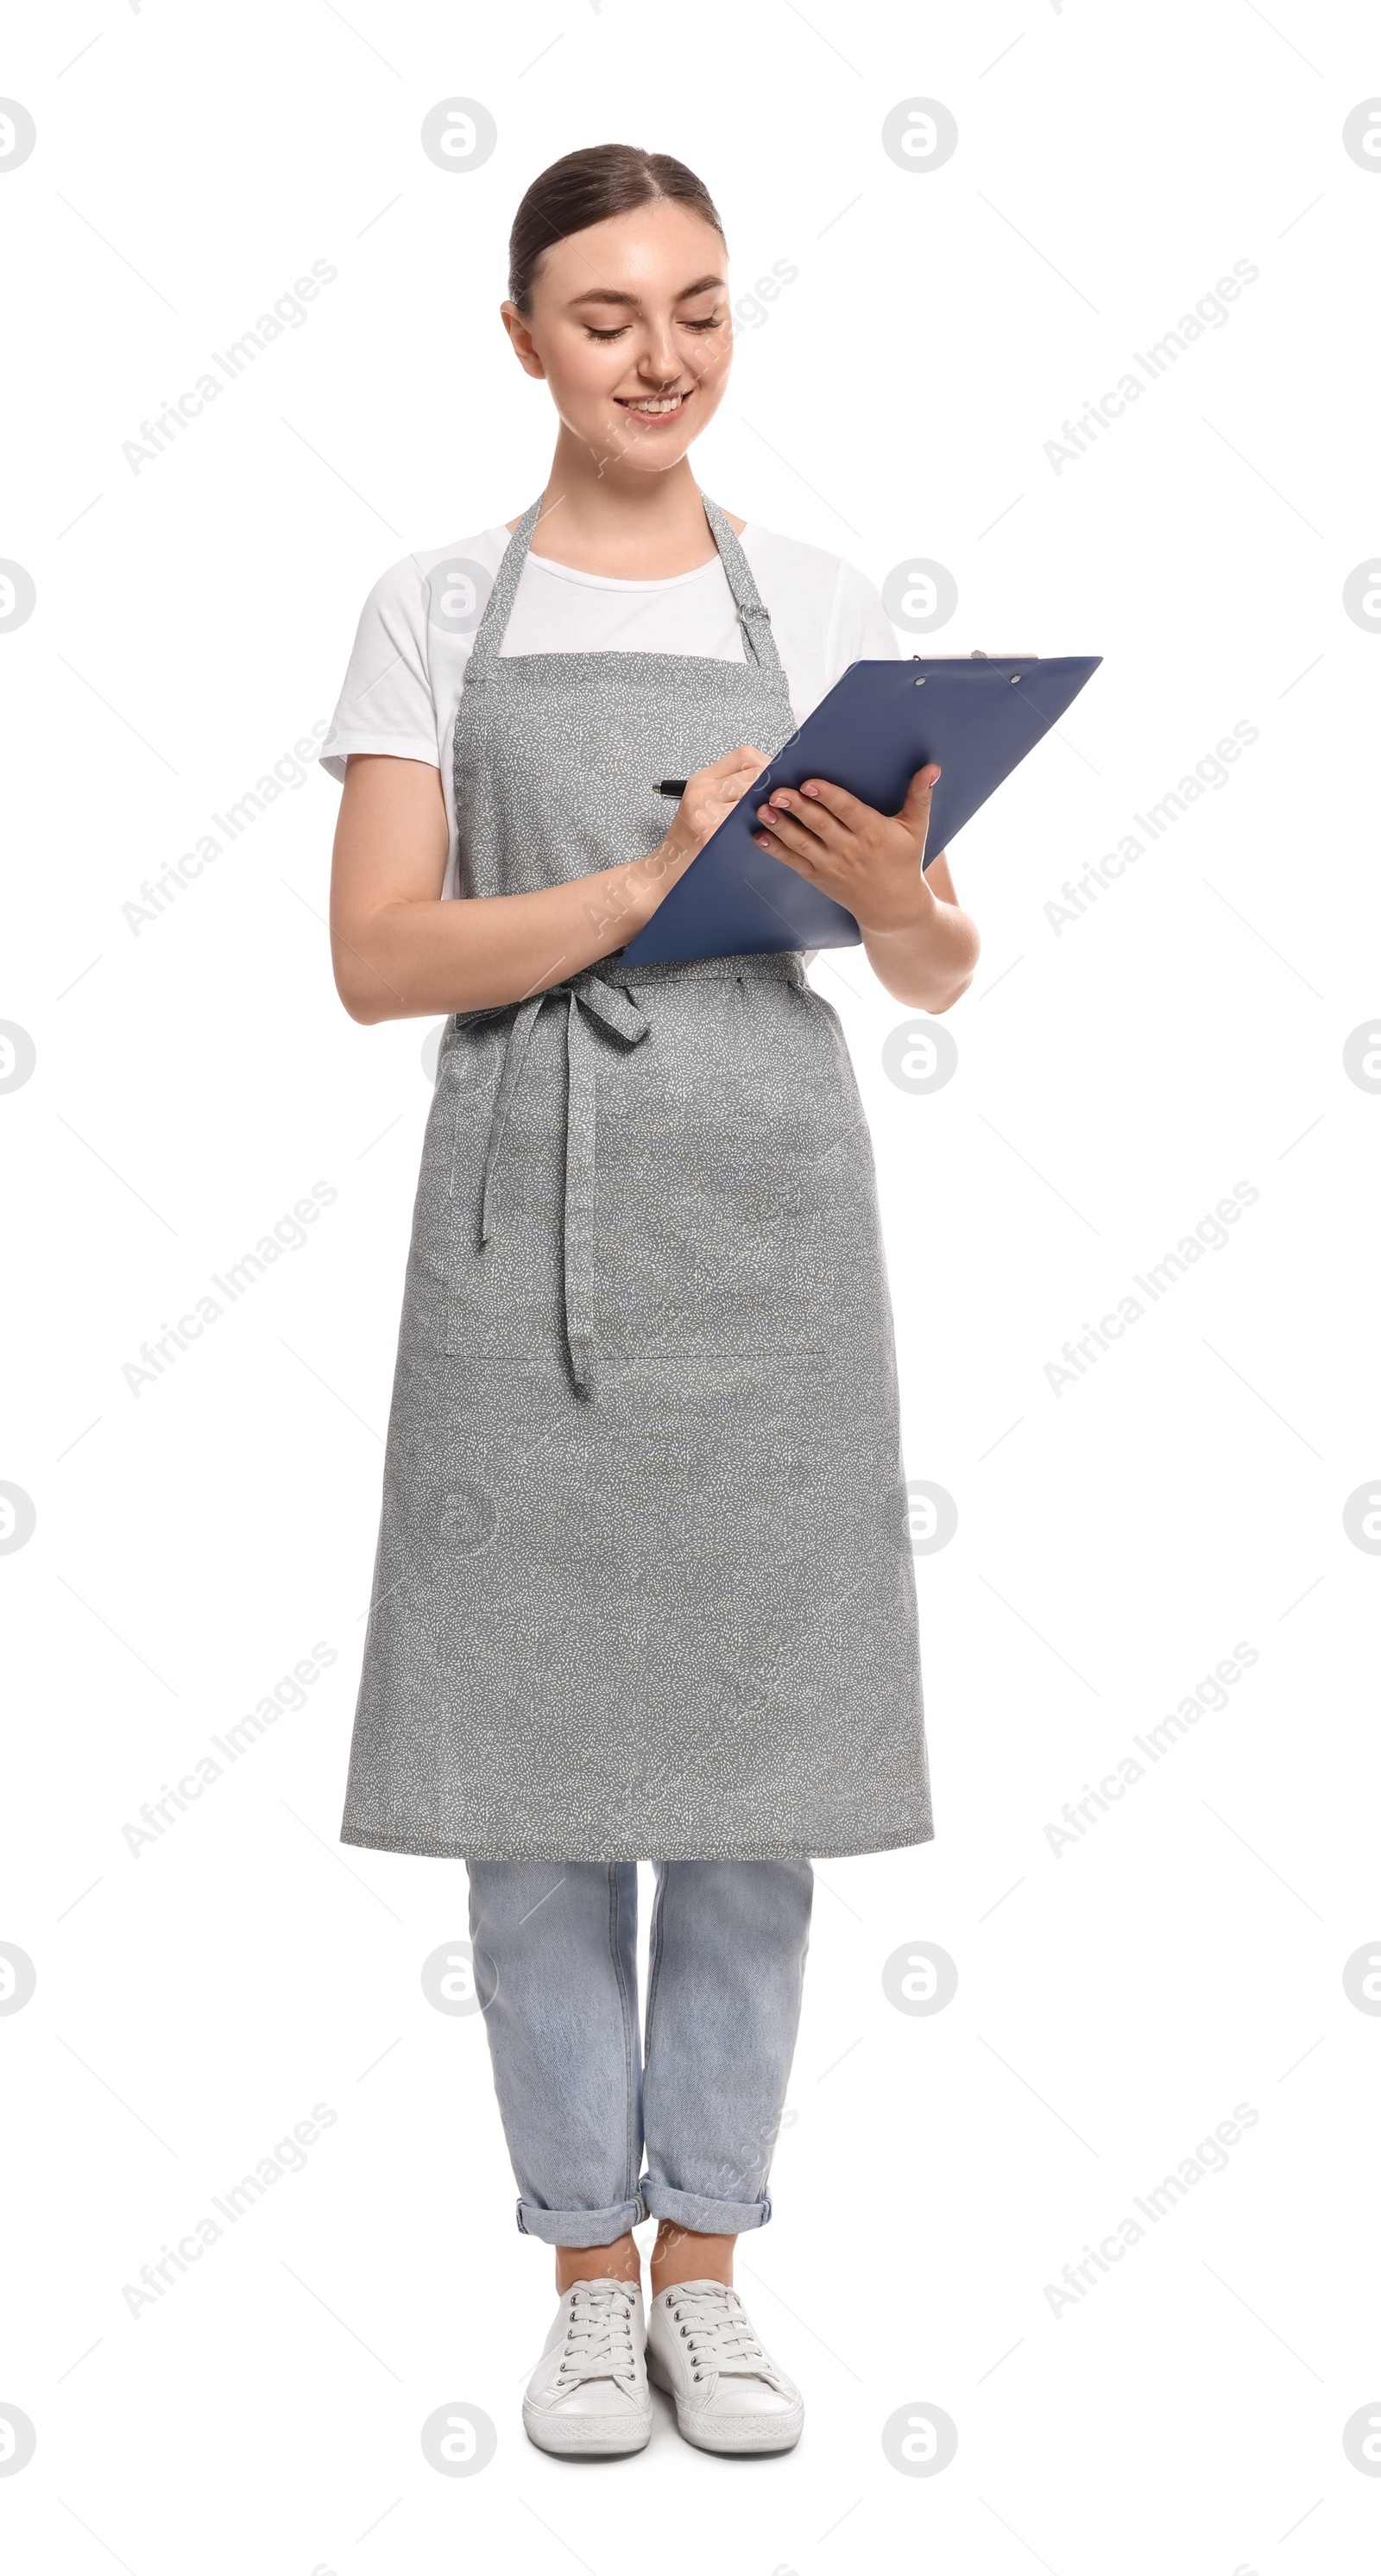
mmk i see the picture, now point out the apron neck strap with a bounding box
[466,496,545,679]
[698,496,784,674]
[464,492,787,682]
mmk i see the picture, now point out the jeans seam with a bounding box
[607,1864,640,2213]
[642,1860,670,2102]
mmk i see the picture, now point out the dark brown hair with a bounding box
[508,144,725,314]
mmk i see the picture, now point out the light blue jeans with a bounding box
[466,1859,814,2246]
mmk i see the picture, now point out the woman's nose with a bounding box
[638,326,684,385]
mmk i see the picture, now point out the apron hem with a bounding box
[339,1819,935,1863]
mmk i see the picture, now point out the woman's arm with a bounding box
[329,745,767,1024]
[751,765,981,1013]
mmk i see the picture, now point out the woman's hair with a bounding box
[508,144,724,314]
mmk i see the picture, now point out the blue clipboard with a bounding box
[619,653,1101,965]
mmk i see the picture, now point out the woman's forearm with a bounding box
[334,842,684,1024]
[330,745,766,1024]
[861,874,981,1013]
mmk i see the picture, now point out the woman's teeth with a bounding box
[621,393,686,414]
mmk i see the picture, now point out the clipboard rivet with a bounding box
[913,677,926,685]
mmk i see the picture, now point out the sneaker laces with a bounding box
[554,2280,640,2392]
[664,2282,781,2389]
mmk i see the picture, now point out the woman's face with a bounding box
[501,199,733,478]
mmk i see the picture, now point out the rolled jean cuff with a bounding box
[515,2192,646,2247]
[640,2181,772,2236]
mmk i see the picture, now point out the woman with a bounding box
[322,143,979,2460]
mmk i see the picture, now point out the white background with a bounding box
[3,1,1380,2570]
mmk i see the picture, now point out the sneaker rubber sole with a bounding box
[646,2350,804,2455]
[522,2397,651,2458]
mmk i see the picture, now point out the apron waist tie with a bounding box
[466,969,651,1396]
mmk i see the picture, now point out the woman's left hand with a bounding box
[752,764,943,935]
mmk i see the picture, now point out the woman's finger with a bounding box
[794,777,872,829]
[677,745,763,844]
[898,764,942,828]
[762,786,845,850]
[754,805,829,863]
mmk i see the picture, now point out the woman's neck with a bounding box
[515,428,742,575]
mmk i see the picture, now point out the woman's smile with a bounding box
[614,386,695,423]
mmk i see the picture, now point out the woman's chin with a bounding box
[624,439,699,477]
[583,432,700,480]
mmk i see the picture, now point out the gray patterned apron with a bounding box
[340,496,931,1862]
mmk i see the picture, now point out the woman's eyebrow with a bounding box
[567,275,727,310]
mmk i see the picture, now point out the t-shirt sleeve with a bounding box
[318,557,440,784]
[823,559,901,689]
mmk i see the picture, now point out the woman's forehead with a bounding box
[534,202,728,300]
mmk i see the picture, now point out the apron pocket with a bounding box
[594,979,884,1358]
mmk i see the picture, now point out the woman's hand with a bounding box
[593,745,769,942]
[751,764,942,934]
[751,761,981,1012]
[668,744,771,862]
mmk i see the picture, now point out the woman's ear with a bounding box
[500,300,547,382]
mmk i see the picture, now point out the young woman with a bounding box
[323,144,980,2460]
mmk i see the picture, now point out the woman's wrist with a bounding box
[860,879,980,1009]
[850,868,936,942]
[578,834,683,953]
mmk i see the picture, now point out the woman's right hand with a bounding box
[607,745,772,944]
[667,745,770,862]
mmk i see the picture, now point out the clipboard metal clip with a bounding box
[911,651,1036,684]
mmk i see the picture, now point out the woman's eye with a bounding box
[584,313,722,342]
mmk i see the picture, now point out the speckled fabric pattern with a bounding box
[340,495,932,1862]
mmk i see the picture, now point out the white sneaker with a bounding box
[522,2278,651,2457]
[646,2279,804,2455]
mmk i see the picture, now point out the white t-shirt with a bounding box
[320,523,899,898]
